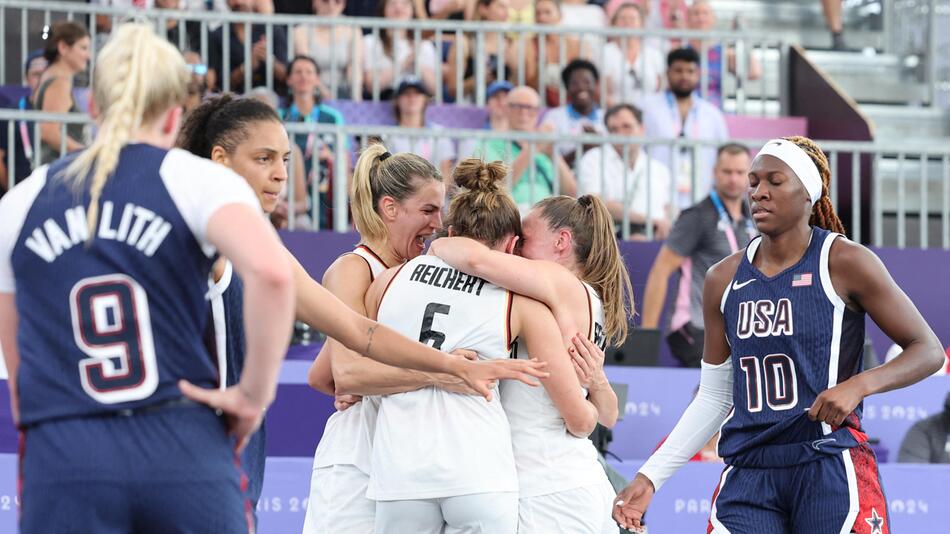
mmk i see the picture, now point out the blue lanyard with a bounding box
[664,90,697,139]
[709,190,755,253]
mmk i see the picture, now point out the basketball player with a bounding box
[613,136,945,533]
[302,144,485,533]
[175,94,295,515]
[365,159,603,534]
[175,100,548,520]
[0,24,294,531]
[429,195,635,532]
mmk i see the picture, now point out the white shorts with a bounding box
[374,492,519,534]
[302,464,375,534]
[518,480,616,534]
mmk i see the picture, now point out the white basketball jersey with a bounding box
[369,255,518,501]
[500,281,610,497]
[312,245,390,473]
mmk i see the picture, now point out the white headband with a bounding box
[754,139,823,205]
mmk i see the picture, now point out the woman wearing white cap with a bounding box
[613,136,945,533]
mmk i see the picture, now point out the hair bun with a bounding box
[453,158,506,192]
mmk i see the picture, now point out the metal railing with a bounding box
[0,0,783,113]
[2,108,949,249]
[884,0,950,107]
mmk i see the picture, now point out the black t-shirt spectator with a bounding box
[208,23,288,95]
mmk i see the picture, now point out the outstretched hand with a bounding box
[613,473,655,532]
[179,380,266,453]
[455,358,549,401]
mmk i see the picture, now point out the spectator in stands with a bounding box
[542,59,606,165]
[559,0,607,29]
[155,0,203,51]
[683,0,761,108]
[534,0,588,107]
[640,143,755,367]
[0,50,47,192]
[33,21,89,166]
[248,86,312,229]
[601,3,665,107]
[23,51,48,94]
[897,391,950,464]
[605,0,686,32]
[641,47,728,209]
[281,55,348,229]
[445,0,536,103]
[474,86,576,211]
[183,50,211,115]
[293,0,363,100]
[362,0,440,100]
[209,0,289,95]
[577,104,673,239]
[92,0,152,49]
[458,80,511,159]
[385,76,457,180]
[427,0,470,20]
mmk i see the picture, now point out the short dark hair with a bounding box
[667,47,701,68]
[561,59,599,87]
[288,55,320,76]
[604,103,643,126]
[716,142,750,160]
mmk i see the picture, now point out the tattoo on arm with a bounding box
[364,324,378,356]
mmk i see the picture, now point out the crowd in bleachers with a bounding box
[3,0,771,237]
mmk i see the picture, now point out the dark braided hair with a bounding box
[176,93,281,158]
[783,136,846,235]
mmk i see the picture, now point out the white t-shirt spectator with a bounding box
[578,146,672,225]
[362,34,439,93]
[542,105,606,157]
[640,90,729,208]
[601,42,666,106]
[385,124,456,166]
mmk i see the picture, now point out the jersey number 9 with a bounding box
[69,274,159,404]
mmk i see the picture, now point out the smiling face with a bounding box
[288,58,321,96]
[567,67,597,111]
[747,154,812,235]
[59,36,91,73]
[385,177,446,258]
[219,120,292,214]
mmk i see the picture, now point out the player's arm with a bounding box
[514,295,599,438]
[429,236,575,310]
[641,245,686,328]
[570,334,620,428]
[613,252,741,531]
[310,255,461,397]
[289,257,547,400]
[808,240,945,427]
[0,294,20,425]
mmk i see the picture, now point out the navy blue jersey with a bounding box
[208,261,266,509]
[0,144,259,426]
[718,227,867,467]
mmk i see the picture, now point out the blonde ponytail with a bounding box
[536,195,635,346]
[61,23,188,238]
[350,143,442,244]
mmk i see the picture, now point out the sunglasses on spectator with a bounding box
[187,63,209,75]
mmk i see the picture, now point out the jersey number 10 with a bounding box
[69,274,159,404]
[738,354,799,412]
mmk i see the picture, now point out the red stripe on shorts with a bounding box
[848,444,889,534]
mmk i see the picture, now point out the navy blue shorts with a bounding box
[707,444,889,534]
[20,402,253,534]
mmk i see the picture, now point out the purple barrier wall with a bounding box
[279,230,950,362]
[0,451,940,533]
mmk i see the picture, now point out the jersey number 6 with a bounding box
[69,274,159,404]
[419,302,451,350]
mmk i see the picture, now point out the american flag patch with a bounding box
[792,273,813,287]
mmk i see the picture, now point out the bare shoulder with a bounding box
[364,264,404,319]
[323,253,373,285]
[706,248,744,292]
